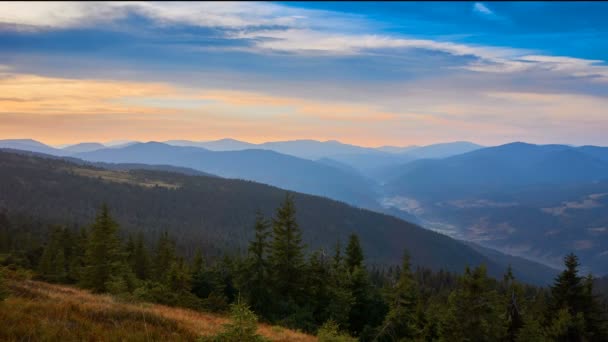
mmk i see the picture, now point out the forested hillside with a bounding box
[380,142,608,274]
[75,142,379,208]
[1,196,606,340]
[0,150,556,284]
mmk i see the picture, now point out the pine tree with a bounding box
[306,249,331,325]
[80,204,128,293]
[168,257,191,292]
[551,254,585,314]
[333,239,343,270]
[549,253,587,340]
[67,227,88,283]
[326,240,354,330]
[343,234,373,336]
[345,234,364,273]
[270,193,305,301]
[131,232,151,280]
[206,298,267,342]
[582,274,608,340]
[38,226,68,283]
[376,251,419,341]
[442,265,505,341]
[503,266,525,341]
[242,212,272,316]
[153,231,176,284]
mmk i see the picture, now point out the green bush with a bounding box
[317,320,357,342]
[202,300,268,342]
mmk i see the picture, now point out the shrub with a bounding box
[317,320,357,342]
[202,300,268,342]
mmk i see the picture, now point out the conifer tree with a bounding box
[168,256,192,292]
[345,234,364,273]
[306,249,332,325]
[549,253,587,340]
[376,251,419,341]
[153,231,176,283]
[442,264,505,341]
[327,240,354,330]
[503,266,525,341]
[270,193,305,301]
[243,212,272,315]
[344,234,374,336]
[582,274,608,340]
[38,226,68,283]
[80,204,128,293]
[551,253,585,314]
[67,227,88,283]
[131,232,151,280]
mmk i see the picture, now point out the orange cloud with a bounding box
[0,73,179,115]
[0,72,406,145]
[2,72,607,147]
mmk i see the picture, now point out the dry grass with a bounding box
[69,167,181,189]
[0,278,316,342]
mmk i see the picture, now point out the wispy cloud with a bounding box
[473,3,494,16]
[472,2,508,22]
[1,2,607,145]
[1,2,606,82]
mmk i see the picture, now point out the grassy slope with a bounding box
[0,277,315,342]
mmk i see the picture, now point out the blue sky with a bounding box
[0,2,607,146]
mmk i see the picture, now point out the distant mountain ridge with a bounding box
[62,142,106,153]
[385,142,608,196]
[0,150,557,285]
[380,142,608,276]
[73,142,380,208]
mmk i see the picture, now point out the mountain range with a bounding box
[2,138,608,276]
[379,142,608,275]
[0,149,557,285]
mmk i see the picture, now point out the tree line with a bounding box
[1,194,607,341]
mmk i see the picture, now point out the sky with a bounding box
[0,1,607,147]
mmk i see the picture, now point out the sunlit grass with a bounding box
[0,278,315,341]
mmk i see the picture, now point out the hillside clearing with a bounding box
[0,278,315,342]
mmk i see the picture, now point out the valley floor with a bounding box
[0,277,315,342]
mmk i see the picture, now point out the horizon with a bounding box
[5,136,605,150]
[1,2,608,146]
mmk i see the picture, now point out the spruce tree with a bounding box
[306,249,331,326]
[503,266,525,341]
[64,227,87,283]
[270,193,305,301]
[551,253,585,314]
[243,212,272,316]
[344,234,373,336]
[376,251,419,341]
[131,232,151,280]
[153,231,176,283]
[38,226,68,283]
[442,265,505,341]
[327,240,354,330]
[80,204,128,293]
[345,234,364,273]
[582,274,608,340]
[549,253,588,340]
[168,256,192,292]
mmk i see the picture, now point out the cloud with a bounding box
[1,2,606,83]
[473,3,493,16]
[2,69,608,146]
[0,2,341,30]
[472,2,509,22]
